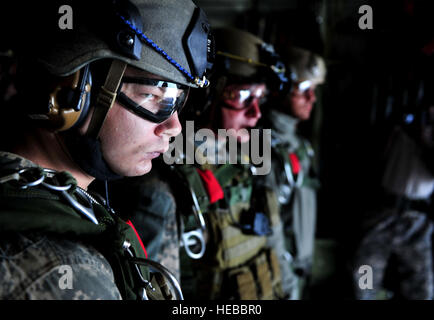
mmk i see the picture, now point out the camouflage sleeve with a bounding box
[16,264,122,300]
[155,197,180,282]
[0,233,121,300]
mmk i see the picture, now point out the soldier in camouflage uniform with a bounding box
[172,27,289,300]
[262,47,327,299]
[0,0,212,299]
[351,113,434,299]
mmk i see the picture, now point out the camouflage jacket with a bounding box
[0,152,149,300]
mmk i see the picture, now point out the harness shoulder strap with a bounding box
[176,164,210,211]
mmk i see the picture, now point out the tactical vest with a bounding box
[0,153,176,300]
[174,161,283,300]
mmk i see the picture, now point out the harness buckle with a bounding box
[181,228,206,260]
[123,240,184,300]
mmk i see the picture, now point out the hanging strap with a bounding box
[176,165,209,210]
[86,60,127,138]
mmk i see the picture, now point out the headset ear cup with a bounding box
[21,65,92,132]
[53,66,92,132]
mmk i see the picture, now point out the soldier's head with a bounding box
[282,47,326,121]
[198,27,286,143]
[11,0,213,179]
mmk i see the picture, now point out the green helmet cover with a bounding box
[23,0,213,88]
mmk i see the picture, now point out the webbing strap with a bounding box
[267,249,283,296]
[177,165,210,213]
[256,253,273,299]
[264,188,280,227]
[86,60,127,138]
[236,268,258,300]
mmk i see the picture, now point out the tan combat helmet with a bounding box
[286,46,326,87]
[213,27,287,86]
[214,27,265,79]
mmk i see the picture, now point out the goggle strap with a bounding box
[86,60,127,138]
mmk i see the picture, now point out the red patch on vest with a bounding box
[289,153,301,175]
[196,168,224,204]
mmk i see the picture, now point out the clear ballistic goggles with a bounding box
[116,77,190,123]
[221,84,267,111]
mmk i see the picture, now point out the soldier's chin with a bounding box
[123,159,153,177]
[138,159,153,175]
[301,105,313,120]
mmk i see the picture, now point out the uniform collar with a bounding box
[268,109,300,146]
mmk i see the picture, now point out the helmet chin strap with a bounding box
[86,59,127,139]
[62,59,128,181]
